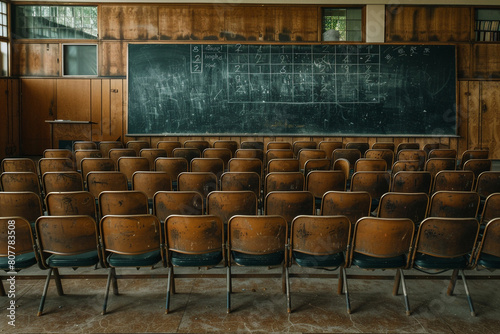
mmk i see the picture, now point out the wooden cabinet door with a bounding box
[480,81,500,159]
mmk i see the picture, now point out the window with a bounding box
[0,1,7,76]
[12,5,97,39]
[63,44,97,76]
[475,8,500,42]
[0,1,7,38]
[322,8,363,42]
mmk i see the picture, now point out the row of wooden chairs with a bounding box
[2,214,499,316]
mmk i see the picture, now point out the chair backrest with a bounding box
[432,170,475,193]
[207,191,258,225]
[213,140,238,156]
[318,141,343,160]
[428,191,480,218]
[297,149,327,170]
[396,142,419,153]
[422,143,440,155]
[184,140,210,152]
[266,141,292,151]
[354,158,387,172]
[139,148,168,170]
[100,214,162,258]
[0,191,43,223]
[428,149,457,159]
[165,215,223,255]
[412,217,479,263]
[350,171,391,201]
[476,171,500,199]
[132,171,171,200]
[292,141,317,157]
[86,171,128,199]
[365,149,394,171]
[190,158,225,179]
[73,141,97,151]
[306,170,346,199]
[172,147,201,164]
[332,149,361,167]
[345,142,369,156]
[154,157,188,183]
[397,149,426,169]
[81,157,115,180]
[202,148,232,169]
[391,160,421,175]
[235,148,264,161]
[372,142,395,151]
[38,158,76,176]
[43,149,73,160]
[240,141,264,150]
[350,217,415,268]
[228,215,287,255]
[126,140,149,155]
[109,148,136,164]
[75,149,102,171]
[480,193,500,225]
[290,215,351,258]
[117,156,150,183]
[177,172,218,200]
[460,149,488,169]
[321,191,371,225]
[36,215,98,267]
[265,172,304,196]
[332,158,350,182]
[377,192,429,225]
[154,191,203,221]
[424,157,456,179]
[45,191,97,220]
[475,218,500,265]
[303,159,331,175]
[463,159,491,180]
[228,158,263,177]
[265,149,294,164]
[267,158,300,173]
[42,171,84,193]
[98,141,123,157]
[98,190,149,217]
[264,191,315,225]
[220,171,261,201]
[392,171,432,194]
[156,140,182,156]
[0,217,37,268]
[1,158,37,173]
[0,172,41,196]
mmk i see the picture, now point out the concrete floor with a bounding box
[2,264,500,333]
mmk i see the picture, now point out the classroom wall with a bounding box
[5,3,500,159]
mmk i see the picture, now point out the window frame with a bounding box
[0,1,9,77]
[320,6,366,43]
[62,43,98,77]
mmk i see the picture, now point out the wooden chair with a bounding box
[117,156,150,186]
[267,158,300,173]
[479,193,500,225]
[183,140,210,152]
[463,159,491,182]
[100,214,164,314]
[156,140,182,156]
[177,172,218,208]
[164,215,225,313]
[191,158,225,180]
[321,191,372,226]
[377,192,429,225]
[35,215,100,316]
[396,142,419,154]
[207,191,258,226]
[350,171,391,208]
[98,141,123,157]
[474,217,500,271]
[75,149,102,172]
[86,171,128,200]
[265,149,294,166]
[228,158,263,178]
[126,140,149,155]
[43,148,73,160]
[213,140,238,156]
[0,191,43,225]
[365,149,394,171]
[303,159,331,176]
[391,171,432,194]
[73,141,97,151]
[411,217,480,316]
[131,171,171,208]
[318,141,343,160]
[227,215,289,313]
[38,158,76,177]
[45,191,97,220]
[475,171,500,200]
[172,147,201,165]
[427,191,480,218]
[372,142,395,151]
[98,190,149,217]
[424,157,456,179]
[332,148,361,168]
[139,148,168,170]
[220,172,261,204]
[397,149,426,169]
[265,172,304,197]
[266,141,292,151]
[240,141,264,150]
[1,157,37,173]
[108,148,136,165]
[292,141,317,157]
[428,148,457,159]
[422,143,440,156]
[288,215,351,314]
[349,217,415,315]
[306,170,346,210]
[353,158,387,172]
[432,170,475,193]
[80,157,116,181]
[332,158,350,184]
[154,157,188,190]
[345,142,369,156]
[153,191,203,222]
[234,148,264,161]
[459,149,488,169]
[202,148,232,170]
[264,191,315,226]
[391,160,421,175]
[0,172,42,198]
[42,171,84,194]
[297,149,327,171]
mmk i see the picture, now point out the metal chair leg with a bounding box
[399,269,411,316]
[286,266,291,313]
[102,267,115,315]
[53,268,64,296]
[337,266,344,295]
[226,266,231,313]
[0,279,5,296]
[460,270,476,317]
[393,269,401,296]
[342,266,351,314]
[447,268,459,296]
[38,268,53,316]
[166,266,173,314]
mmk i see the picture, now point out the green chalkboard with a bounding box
[127,44,456,136]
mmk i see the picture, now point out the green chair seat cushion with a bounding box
[476,253,500,269]
[107,250,162,267]
[293,251,344,268]
[413,253,469,270]
[352,252,407,269]
[0,252,37,270]
[231,251,284,267]
[169,251,222,267]
[47,250,99,267]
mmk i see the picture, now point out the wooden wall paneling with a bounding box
[457,81,470,155]
[100,5,159,40]
[275,6,319,42]
[111,79,125,141]
[223,6,276,41]
[56,79,91,121]
[0,79,20,159]
[0,79,8,159]
[101,42,127,77]
[427,7,471,42]
[480,81,500,159]
[457,43,472,79]
[11,43,59,76]
[9,80,21,157]
[467,81,481,152]
[385,6,426,42]
[100,79,112,140]
[20,79,56,155]
[192,6,226,41]
[472,44,500,79]
[91,79,103,141]
[158,6,191,40]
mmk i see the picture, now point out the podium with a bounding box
[45,120,96,149]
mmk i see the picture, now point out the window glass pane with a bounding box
[0,42,8,76]
[63,44,97,76]
[323,7,363,42]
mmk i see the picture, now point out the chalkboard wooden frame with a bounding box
[127,43,457,137]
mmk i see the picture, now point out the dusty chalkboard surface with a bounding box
[128,44,456,136]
